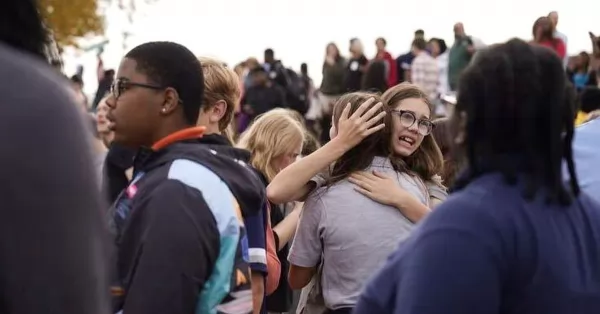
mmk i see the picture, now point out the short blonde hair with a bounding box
[237,110,306,182]
[198,57,241,132]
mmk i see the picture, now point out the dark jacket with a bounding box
[198,134,272,313]
[103,142,136,204]
[0,43,110,314]
[109,136,265,314]
[320,58,347,95]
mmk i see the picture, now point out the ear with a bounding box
[208,100,228,124]
[160,87,180,115]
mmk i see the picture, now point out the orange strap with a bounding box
[151,126,206,151]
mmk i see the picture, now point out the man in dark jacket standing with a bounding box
[106,41,264,314]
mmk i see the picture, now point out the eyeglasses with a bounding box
[392,110,434,136]
[110,78,165,100]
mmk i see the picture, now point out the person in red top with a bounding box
[532,16,566,59]
[375,37,398,88]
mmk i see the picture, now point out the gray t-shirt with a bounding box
[289,157,428,310]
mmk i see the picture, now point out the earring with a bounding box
[161,108,167,113]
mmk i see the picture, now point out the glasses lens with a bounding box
[110,80,119,98]
[418,121,433,136]
[399,111,416,128]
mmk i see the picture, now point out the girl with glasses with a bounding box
[267,83,445,217]
[277,85,445,313]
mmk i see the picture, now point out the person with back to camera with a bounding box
[354,38,600,314]
[0,0,110,313]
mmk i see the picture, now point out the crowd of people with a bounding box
[2,1,600,314]
[70,12,600,146]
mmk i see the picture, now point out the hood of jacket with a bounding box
[196,133,252,163]
[133,138,264,217]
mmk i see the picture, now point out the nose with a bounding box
[408,121,420,133]
[105,94,116,109]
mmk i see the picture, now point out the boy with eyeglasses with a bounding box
[106,42,263,314]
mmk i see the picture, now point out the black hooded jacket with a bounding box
[109,134,265,314]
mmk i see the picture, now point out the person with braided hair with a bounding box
[355,38,600,314]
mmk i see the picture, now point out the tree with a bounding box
[39,0,104,47]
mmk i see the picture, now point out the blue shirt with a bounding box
[396,52,415,83]
[354,173,600,314]
[573,73,591,90]
[572,119,600,204]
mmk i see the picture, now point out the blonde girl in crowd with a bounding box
[237,109,307,313]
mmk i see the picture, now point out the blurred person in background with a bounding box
[244,57,261,89]
[532,16,566,60]
[70,74,88,112]
[345,38,368,92]
[318,42,346,144]
[241,67,286,121]
[238,57,262,133]
[548,11,568,67]
[93,69,115,110]
[410,37,439,102]
[88,112,109,187]
[567,52,598,91]
[590,32,600,58]
[414,29,425,40]
[264,48,288,89]
[0,0,110,313]
[361,60,388,94]
[448,22,475,91]
[395,30,426,84]
[375,37,398,88]
[96,96,114,147]
[301,62,321,135]
[429,38,450,103]
[575,86,600,125]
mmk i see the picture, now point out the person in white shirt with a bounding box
[549,11,568,67]
[410,38,438,101]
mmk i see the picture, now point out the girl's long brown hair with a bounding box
[327,92,393,185]
[432,117,461,187]
[382,83,444,181]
